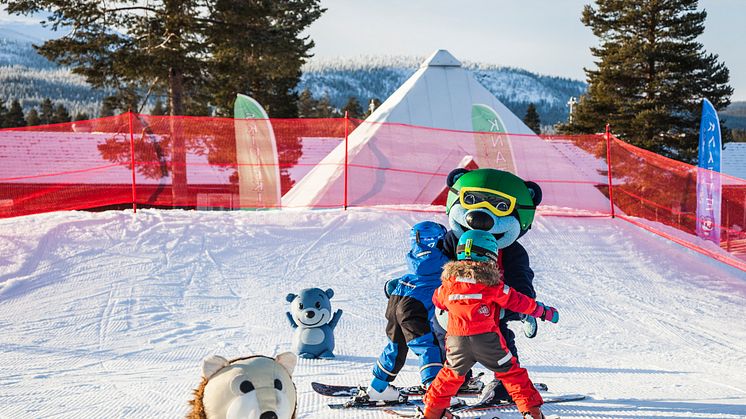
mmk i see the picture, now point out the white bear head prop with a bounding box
[188,352,297,419]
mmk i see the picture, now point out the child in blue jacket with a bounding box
[360,221,450,402]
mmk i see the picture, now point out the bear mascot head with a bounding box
[187,352,297,419]
[445,167,542,248]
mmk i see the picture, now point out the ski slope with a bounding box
[1,208,745,419]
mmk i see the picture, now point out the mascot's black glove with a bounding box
[384,279,398,298]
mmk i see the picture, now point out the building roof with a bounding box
[723,142,746,180]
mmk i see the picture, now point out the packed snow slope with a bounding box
[1,208,745,419]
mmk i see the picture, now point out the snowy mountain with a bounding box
[0,27,585,124]
[299,56,587,127]
[722,101,746,130]
[2,22,742,131]
[0,35,108,116]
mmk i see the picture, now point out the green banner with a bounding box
[471,104,516,174]
[234,94,281,208]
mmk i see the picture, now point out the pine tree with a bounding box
[5,99,26,128]
[52,104,72,124]
[297,89,318,118]
[150,98,167,116]
[1,0,205,116]
[560,0,732,163]
[100,97,117,117]
[523,103,541,133]
[341,96,363,119]
[0,101,7,128]
[74,112,90,121]
[39,98,54,125]
[26,108,40,126]
[316,94,339,118]
[205,0,324,117]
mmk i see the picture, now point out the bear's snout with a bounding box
[466,211,494,231]
[305,311,315,319]
[260,411,278,419]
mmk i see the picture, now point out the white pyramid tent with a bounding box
[282,50,611,213]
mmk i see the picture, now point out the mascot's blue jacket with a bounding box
[372,242,449,387]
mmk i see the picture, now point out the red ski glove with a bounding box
[530,301,559,323]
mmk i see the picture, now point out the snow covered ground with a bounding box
[1,208,745,418]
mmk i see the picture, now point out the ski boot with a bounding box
[522,406,546,419]
[476,379,512,405]
[413,406,461,419]
[355,384,407,404]
[458,371,484,393]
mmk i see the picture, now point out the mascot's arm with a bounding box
[286,312,298,329]
[329,309,343,329]
[502,242,535,298]
[442,231,459,260]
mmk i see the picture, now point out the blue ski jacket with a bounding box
[390,243,450,315]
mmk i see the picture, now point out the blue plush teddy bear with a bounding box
[285,288,343,359]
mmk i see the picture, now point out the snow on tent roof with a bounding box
[282,49,612,214]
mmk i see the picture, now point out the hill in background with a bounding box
[298,56,587,129]
[1,24,744,132]
[721,102,746,130]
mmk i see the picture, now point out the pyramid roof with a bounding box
[282,50,611,214]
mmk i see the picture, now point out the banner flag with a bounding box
[695,98,722,244]
[471,104,517,175]
[234,94,281,208]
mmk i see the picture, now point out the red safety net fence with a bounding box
[0,113,744,271]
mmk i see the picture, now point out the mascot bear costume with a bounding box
[440,167,542,403]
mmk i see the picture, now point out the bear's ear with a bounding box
[525,181,542,206]
[325,288,335,299]
[285,293,297,303]
[202,355,230,380]
[446,168,470,187]
[276,352,297,376]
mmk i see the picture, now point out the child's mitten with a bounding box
[530,301,559,323]
[384,278,398,298]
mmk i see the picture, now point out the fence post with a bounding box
[128,110,137,213]
[343,111,349,210]
[605,123,615,218]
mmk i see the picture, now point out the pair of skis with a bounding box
[312,380,584,416]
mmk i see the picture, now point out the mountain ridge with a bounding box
[1,25,743,132]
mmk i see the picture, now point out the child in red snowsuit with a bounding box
[421,230,559,419]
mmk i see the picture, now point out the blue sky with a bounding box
[304,0,745,101]
[1,0,743,101]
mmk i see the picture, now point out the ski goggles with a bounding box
[450,186,534,217]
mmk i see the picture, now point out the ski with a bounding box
[312,380,546,398]
[451,394,587,414]
[380,394,585,417]
[327,396,420,410]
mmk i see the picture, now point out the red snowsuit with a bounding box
[422,260,543,418]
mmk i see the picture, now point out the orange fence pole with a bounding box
[344,112,349,210]
[605,123,615,218]
[128,111,137,213]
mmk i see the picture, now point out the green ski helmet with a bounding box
[446,168,542,231]
[456,230,499,262]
